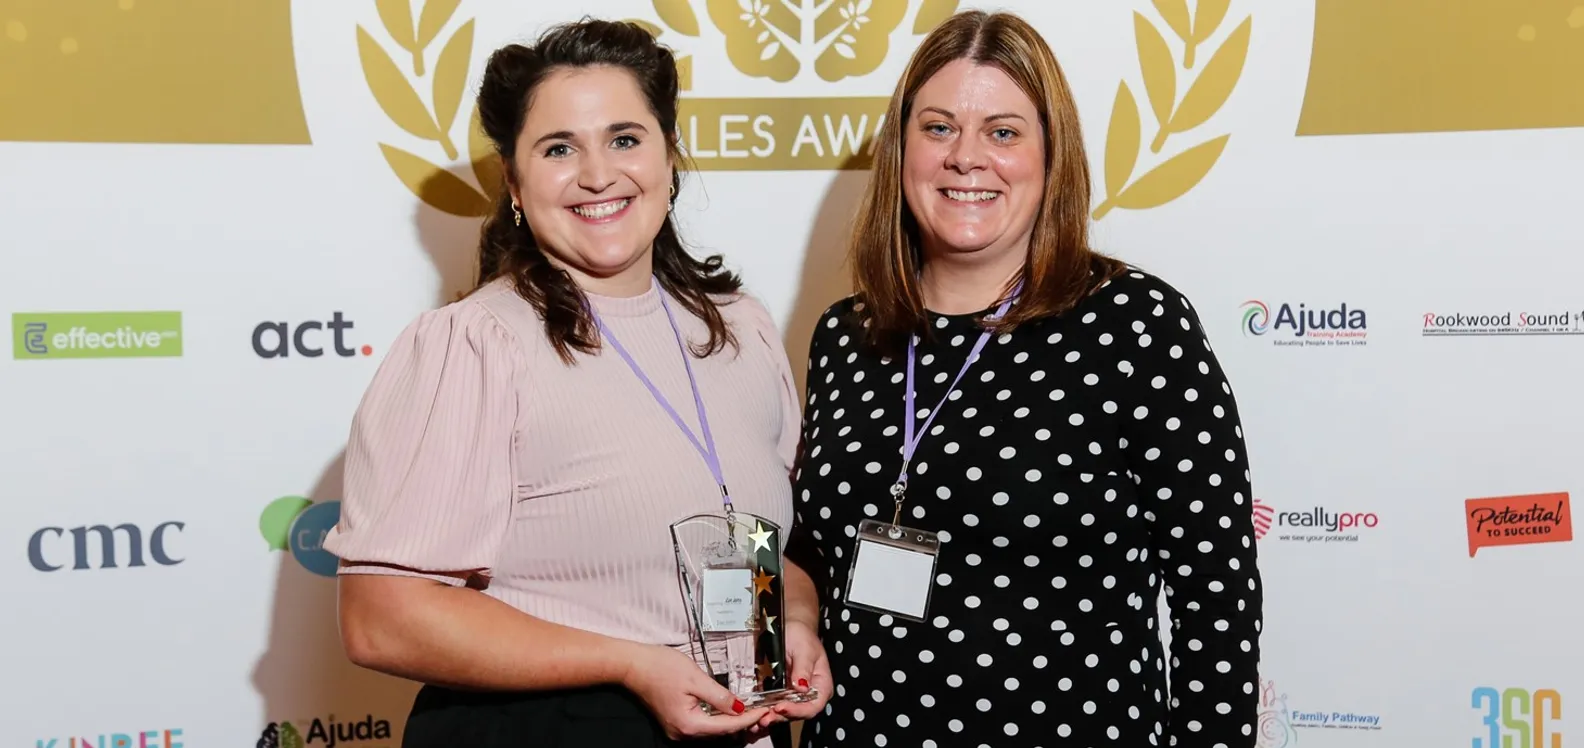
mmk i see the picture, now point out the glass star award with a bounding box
[670,511,819,713]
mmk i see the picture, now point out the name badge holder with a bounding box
[844,285,1020,623]
[594,280,818,714]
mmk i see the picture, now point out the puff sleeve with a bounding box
[321,302,523,586]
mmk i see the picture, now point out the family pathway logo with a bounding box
[1465,491,1572,557]
[1239,300,1367,347]
[1471,686,1562,748]
[259,496,342,577]
[12,311,182,359]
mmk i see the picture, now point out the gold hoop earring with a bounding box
[512,203,523,226]
[669,183,676,199]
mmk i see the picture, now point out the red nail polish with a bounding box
[798,678,809,688]
[732,699,745,714]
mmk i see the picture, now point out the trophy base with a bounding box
[699,687,821,715]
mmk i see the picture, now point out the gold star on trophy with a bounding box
[757,658,776,682]
[762,611,777,635]
[747,521,774,553]
[752,568,776,596]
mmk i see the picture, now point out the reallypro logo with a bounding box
[1252,499,1379,544]
[1240,300,1367,347]
[259,496,342,578]
[12,311,182,359]
[1472,687,1562,748]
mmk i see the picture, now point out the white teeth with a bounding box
[572,198,631,219]
[944,189,999,202]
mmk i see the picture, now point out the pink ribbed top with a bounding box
[322,276,800,649]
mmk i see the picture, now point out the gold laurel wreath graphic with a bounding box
[1093,0,1250,220]
[360,0,500,217]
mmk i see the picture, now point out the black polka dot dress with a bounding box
[785,268,1263,748]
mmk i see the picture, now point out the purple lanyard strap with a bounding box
[890,284,1021,526]
[589,279,733,516]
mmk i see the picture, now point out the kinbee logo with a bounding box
[12,311,182,360]
[1471,687,1562,748]
[259,496,341,577]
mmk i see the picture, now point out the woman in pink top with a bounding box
[321,19,832,748]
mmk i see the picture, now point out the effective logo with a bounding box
[12,312,182,360]
[252,313,372,359]
[1465,492,1572,557]
[1251,500,1379,544]
[1238,300,1367,347]
[260,496,342,577]
[258,714,394,748]
[35,728,184,748]
[1472,687,1562,748]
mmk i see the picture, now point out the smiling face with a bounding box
[509,64,672,293]
[902,58,1047,266]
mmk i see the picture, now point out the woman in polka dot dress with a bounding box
[780,10,1263,748]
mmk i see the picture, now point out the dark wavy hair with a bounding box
[472,18,741,363]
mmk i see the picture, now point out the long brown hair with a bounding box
[850,10,1126,354]
[472,18,741,363]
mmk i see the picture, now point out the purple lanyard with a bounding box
[590,281,732,514]
[890,286,1020,523]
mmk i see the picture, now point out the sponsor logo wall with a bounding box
[3,0,1579,744]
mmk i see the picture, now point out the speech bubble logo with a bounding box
[259,495,313,551]
[287,500,342,578]
[1465,492,1572,557]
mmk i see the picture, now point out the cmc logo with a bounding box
[1252,500,1379,543]
[252,313,373,359]
[35,727,184,747]
[27,521,184,571]
[259,496,341,577]
[1240,300,1367,346]
[1472,687,1561,748]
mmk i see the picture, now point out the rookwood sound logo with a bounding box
[1465,491,1572,557]
[356,0,1252,219]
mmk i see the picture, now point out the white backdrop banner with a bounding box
[2,1,1579,746]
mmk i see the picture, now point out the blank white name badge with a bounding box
[845,520,941,622]
[701,566,755,633]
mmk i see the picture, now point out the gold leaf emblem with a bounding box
[912,0,961,35]
[359,1,497,217]
[686,0,912,84]
[1094,1,1250,219]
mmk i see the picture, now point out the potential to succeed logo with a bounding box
[1465,491,1572,557]
[1471,686,1562,748]
[258,714,393,748]
[12,311,182,359]
[1240,300,1367,347]
[1252,499,1379,544]
[1422,309,1584,337]
[259,496,342,577]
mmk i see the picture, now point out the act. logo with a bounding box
[1238,300,1367,347]
[259,496,342,577]
[252,313,372,359]
[258,714,394,748]
[1471,687,1561,748]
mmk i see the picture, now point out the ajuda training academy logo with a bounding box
[258,714,393,748]
[1240,300,1367,347]
[260,496,342,577]
[1465,491,1572,557]
[12,311,182,359]
[1252,499,1379,543]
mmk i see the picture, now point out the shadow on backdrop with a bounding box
[781,158,870,398]
[250,166,484,745]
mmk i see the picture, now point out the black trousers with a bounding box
[402,684,794,748]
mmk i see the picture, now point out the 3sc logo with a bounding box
[28,521,184,571]
[1473,687,1561,748]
